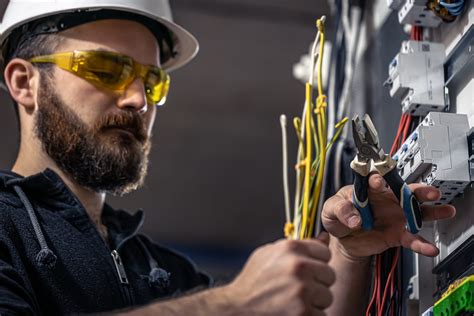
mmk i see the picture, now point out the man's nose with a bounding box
[116,78,148,113]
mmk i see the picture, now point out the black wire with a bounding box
[409,116,418,135]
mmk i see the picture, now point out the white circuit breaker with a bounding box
[393,112,471,205]
[395,0,442,27]
[385,40,447,116]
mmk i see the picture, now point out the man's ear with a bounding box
[4,58,40,110]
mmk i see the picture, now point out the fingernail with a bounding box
[427,189,440,200]
[348,215,361,228]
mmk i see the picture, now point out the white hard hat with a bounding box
[0,0,199,72]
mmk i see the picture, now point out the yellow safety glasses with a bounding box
[29,50,170,106]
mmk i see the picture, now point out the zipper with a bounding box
[111,249,133,306]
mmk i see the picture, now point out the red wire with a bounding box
[378,249,400,316]
[390,114,407,156]
[366,255,380,316]
[376,255,381,312]
[402,115,412,142]
[389,269,394,316]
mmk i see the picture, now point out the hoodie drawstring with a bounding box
[11,185,57,269]
[136,237,170,290]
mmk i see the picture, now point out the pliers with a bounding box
[350,114,423,234]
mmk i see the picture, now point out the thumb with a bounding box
[316,232,330,245]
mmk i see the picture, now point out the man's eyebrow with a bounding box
[85,48,161,67]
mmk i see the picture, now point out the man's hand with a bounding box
[222,233,335,316]
[322,173,456,259]
[123,234,335,316]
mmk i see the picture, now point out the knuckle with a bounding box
[288,257,309,277]
[282,239,302,253]
[290,282,307,299]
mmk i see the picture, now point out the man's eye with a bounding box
[90,71,118,83]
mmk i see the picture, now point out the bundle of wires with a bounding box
[365,24,423,316]
[328,0,365,198]
[428,0,466,22]
[439,0,466,16]
[279,16,349,240]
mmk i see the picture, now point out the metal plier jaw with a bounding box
[350,114,423,234]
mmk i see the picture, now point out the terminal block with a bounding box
[384,40,446,116]
[433,275,474,316]
[396,0,442,27]
[393,112,471,205]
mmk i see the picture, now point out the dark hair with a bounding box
[7,34,63,132]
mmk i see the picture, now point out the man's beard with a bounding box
[35,76,151,196]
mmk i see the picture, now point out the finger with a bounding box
[313,262,336,287]
[368,172,388,194]
[316,232,330,246]
[400,231,439,257]
[308,282,333,309]
[409,184,441,202]
[309,310,326,316]
[420,204,456,221]
[284,239,332,262]
[322,193,361,238]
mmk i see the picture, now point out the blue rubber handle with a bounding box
[383,169,423,234]
[352,172,374,230]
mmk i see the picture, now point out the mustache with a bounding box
[95,111,148,143]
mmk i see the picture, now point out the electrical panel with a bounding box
[365,0,472,315]
[393,112,470,204]
[385,40,446,116]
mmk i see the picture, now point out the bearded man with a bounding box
[0,1,455,315]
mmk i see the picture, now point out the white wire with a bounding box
[334,2,362,190]
[280,114,291,225]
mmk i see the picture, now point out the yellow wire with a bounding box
[288,16,338,239]
[316,19,325,97]
[306,18,327,238]
[299,83,313,240]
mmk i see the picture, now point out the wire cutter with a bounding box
[350,114,423,234]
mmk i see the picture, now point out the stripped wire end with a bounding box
[316,16,326,33]
[280,114,291,230]
[335,117,349,129]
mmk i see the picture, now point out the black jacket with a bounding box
[0,169,210,315]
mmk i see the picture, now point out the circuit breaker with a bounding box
[385,40,446,116]
[393,112,470,204]
[396,0,442,27]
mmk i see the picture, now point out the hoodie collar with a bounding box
[0,168,145,247]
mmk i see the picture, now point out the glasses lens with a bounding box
[145,68,170,106]
[74,51,134,89]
